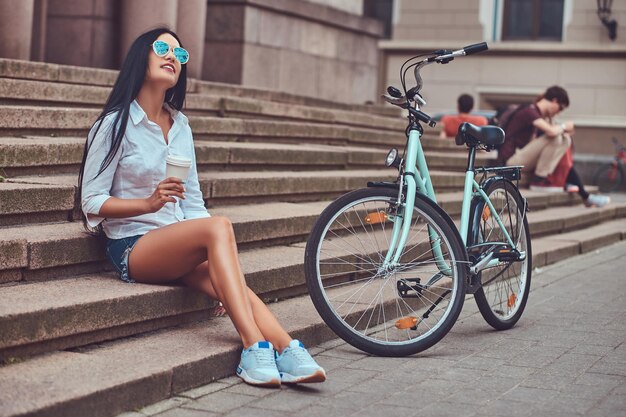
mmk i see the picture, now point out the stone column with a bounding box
[176,0,207,79]
[120,0,178,61]
[0,0,34,59]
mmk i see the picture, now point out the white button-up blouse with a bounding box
[81,100,210,240]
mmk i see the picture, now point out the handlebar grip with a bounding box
[463,42,488,55]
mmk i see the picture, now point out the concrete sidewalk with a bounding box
[120,240,626,417]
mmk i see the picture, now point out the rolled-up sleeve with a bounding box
[180,130,210,220]
[81,117,122,228]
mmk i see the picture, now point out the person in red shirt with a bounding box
[439,94,488,138]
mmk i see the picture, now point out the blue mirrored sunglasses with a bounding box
[152,40,189,65]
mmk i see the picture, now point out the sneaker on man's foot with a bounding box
[529,176,562,193]
[565,183,580,193]
[276,340,326,384]
[584,194,611,208]
[236,341,281,387]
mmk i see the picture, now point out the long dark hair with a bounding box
[77,27,187,238]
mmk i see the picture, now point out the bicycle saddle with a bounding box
[455,123,505,148]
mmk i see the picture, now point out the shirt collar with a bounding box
[129,100,188,126]
[129,100,146,125]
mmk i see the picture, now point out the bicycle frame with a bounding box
[381,126,519,274]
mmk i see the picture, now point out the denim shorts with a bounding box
[105,234,144,283]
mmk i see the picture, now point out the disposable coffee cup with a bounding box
[165,155,192,184]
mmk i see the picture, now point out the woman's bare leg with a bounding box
[180,262,292,352]
[128,216,269,348]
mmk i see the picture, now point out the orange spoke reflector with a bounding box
[365,211,387,225]
[395,316,418,329]
[507,293,517,308]
[482,206,491,222]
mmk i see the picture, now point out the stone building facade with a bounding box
[381,0,626,156]
[0,0,381,104]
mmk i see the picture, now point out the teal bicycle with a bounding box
[304,43,531,357]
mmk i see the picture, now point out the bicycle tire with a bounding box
[593,163,624,193]
[471,180,531,330]
[304,187,467,357]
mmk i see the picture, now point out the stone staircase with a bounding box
[1,58,625,417]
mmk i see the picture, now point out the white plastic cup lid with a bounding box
[166,155,192,167]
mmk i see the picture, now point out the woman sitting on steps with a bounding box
[78,27,325,388]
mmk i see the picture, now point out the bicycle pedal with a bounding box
[397,278,423,298]
[395,316,417,330]
[494,248,521,261]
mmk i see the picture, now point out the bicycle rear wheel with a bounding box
[304,187,467,357]
[593,163,624,192]
[471,181,531,330]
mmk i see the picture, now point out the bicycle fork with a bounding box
[381,129,452,275]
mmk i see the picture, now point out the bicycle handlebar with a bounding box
[384,42,490,123]
[464,42,488,55]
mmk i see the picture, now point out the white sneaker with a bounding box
[275,340,326,384]
[585,194,611,208]
[236,341,281,387]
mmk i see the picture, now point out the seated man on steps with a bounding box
[439,94,488,139]
[497,85,609,207]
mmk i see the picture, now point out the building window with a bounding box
[502,0,564,41]
[363,0,394,39]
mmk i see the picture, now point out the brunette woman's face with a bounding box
[145,33,181,88]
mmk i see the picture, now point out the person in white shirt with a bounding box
[79,28,325,387]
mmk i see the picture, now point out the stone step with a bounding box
[0,58,400,118]
[0,78,405,131]
[0,190,590,284]
[192,96,407,130]
[0,169,465,226]
[0,136,481,177]
[0,105,433,150]
[1,228,625,417]
[194,79,402,118]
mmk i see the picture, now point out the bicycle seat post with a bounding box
[466,145,477,173]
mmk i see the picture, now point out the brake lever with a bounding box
[381,94,409,108]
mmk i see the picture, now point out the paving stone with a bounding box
[318,346,369,360]
[327,389,389,409]
[479,399,537,416]
[182,391,258,413]
[314,355,354,372]
[137,397,189,416]
[541,353,601,376]
[593,393,626,412]
[482,364,538,379]
[541,393,599,415]
[500,386,559,404]
[519,370,578,390]
[177,382,231,399]
[588,360,626,377]
[222,406,289,417]
[152,408,218,417]
[344,356,412,372]
[245,391,319,412]
[346,377,409,394]
[454,355,507,372]
[347,402,420,417]
[418,400,481,417]
[222,382,282,398]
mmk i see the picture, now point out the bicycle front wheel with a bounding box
[593,163,624,192]
[471,181,531,330]
[304,188,467,357]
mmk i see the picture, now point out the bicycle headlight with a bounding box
[385,148,400,168]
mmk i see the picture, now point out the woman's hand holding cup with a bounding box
[145,177,186,213]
